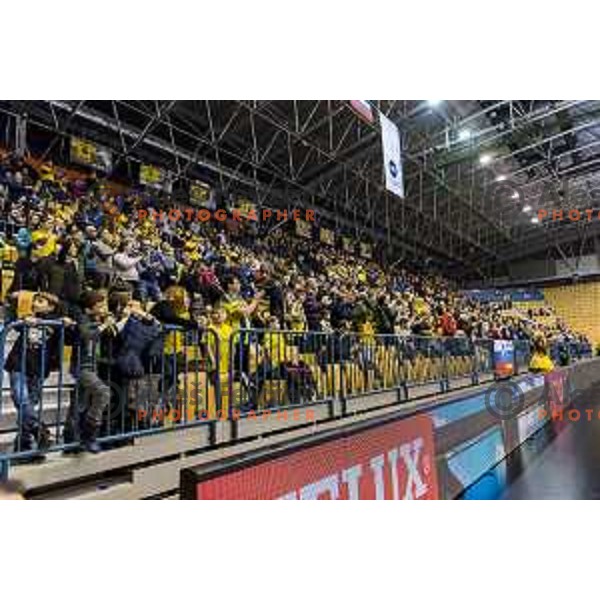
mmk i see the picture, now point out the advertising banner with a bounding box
[235,198,257,219]
[186,414,438,500]
[445,427,505,492]
[342,236,354,253]
[380,112,404,198]
[139,164,171,192]
[296,219,312,239]
[360,242,372,259]
[545,369,566,414]
[493,340,515,378]
[319,227,335,246]
[70,137,112,172]
[462,288,544,303]
[190,181,211,206]
[517,405,548,445]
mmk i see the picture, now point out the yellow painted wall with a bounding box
[544,281,600,343]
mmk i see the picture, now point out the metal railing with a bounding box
[0,319,222,461]
[0,321,593,463]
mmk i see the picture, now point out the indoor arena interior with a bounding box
[2,100,600,500]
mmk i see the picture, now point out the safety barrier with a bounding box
[549,339,593,364]
[0,320,593,464]
[0,319,222,462]
[0,219,19,239]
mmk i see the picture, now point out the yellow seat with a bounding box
[324,364,343,397]
[175,371,215,423]
[309,365,325,398]
[258,380,287,408]
[62,345,73,373]
[299,353,317,366]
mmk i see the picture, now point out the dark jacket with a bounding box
[115,315,163,378]
[8,257,47,293]
[150,301,196,330]
[4,314,71,377]
[44,261,82,308]
[303,294,321,331]
[75,314,117,373]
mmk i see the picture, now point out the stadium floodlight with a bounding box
[479,154,492,166]
[522,204,532,213]
[530,216,540,224]
[458,129,471,141]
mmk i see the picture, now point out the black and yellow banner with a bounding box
[319,227,335,246]
[140,164,171,192]
[342,236,354,253]
[70,137,112,172]
[236,197,257,218]
[296,219,312,239]
[190,181,211,206]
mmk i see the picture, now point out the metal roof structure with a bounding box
[2,100,600,281]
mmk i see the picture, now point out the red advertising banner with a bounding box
[193,414,438,500]
[546,369,566,414]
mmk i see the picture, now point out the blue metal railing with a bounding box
[0,321,593,466]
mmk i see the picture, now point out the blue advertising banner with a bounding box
[494,340,515,378]
[462,288,544,303]
[446,427,506,491]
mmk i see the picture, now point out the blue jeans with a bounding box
[10,372,42,438]
[137,279,162,302]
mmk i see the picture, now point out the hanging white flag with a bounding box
[379,112,404,198]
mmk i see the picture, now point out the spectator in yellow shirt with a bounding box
[207,307,233,375]
[529,334,554,374]
[262,316,289,369]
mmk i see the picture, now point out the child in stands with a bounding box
[4,291,71,454]
[64,290,118,453]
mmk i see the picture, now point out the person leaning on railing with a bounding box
[251,315,296,406]
[63,290,119,453]
[4,291,73,455]
[150,286,199,388]
[206,306,233,376]
[220,275,264,376]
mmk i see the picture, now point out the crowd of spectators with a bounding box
[0,151,591,455]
